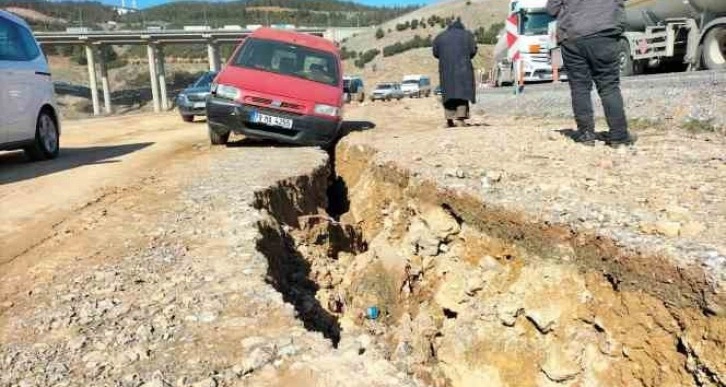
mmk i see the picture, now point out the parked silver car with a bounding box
[370,82,403,102]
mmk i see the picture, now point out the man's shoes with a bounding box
[572,130,597,146]
[445,119,455,128]
[605,132,638,148]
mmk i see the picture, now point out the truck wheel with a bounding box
[618,40,635,76]
[181,114,194,122]
[208,126,229,145]
[702,26,726,70]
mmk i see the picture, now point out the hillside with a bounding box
[340,0,509,53]
[0,0,418,30]
[340,0,509,86]
[0,0,116,29]
[126,1,416,28]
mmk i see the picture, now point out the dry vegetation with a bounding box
[340,0,508,86]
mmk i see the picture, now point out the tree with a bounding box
[354,48,380,68]
[475,22,504,44]
[375,27,385,39]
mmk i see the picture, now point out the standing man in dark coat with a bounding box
[547,0,635,147]
[433,19,478,127]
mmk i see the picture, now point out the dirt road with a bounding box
[0,113,205,264]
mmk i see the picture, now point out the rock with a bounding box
[278,344,298,357]
[654,220,681,237]
[141,380,171,387]
[479,255,501,271]
[191,378,217,387]
[358,334,373,350]
[408,255,424,277]
[525,307,561,333]
[82,350,106,366]
[135,324,154,341]
[0,301,13,308]
[465,276,484,296]
[680,221,706,237]
[455,169,466,179]
[405,219,440,257]
[197,311,217,323]
[433,270,467,313]
[480,177,492,191]
[121,373,142,387]
[664,205,691,221]
[541,348,582,382]
[237,346,276,376]
[497,304,522,327]
[67,335,87,351]
[486,170,503,182]
[421,206,460,241]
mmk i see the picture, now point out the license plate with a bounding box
[250,111,293,129]
[194,102,206,108]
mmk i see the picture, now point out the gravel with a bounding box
[0,146,419,387]
[477,70,726,129]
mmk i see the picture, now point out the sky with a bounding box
[102,0,432,8]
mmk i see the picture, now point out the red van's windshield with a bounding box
[233,38,339,87]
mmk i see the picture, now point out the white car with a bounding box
[0,10,60,161]
[401,74,431,98]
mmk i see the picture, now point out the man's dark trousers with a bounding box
[561,35,629,141]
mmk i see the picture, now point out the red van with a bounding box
[206,28,344,147]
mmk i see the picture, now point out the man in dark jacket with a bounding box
[433,19,477,127]
[547,0,635,147]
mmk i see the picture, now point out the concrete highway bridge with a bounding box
[34,27,366,116]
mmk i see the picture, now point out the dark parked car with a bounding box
[176,71,217,122]
[343,76,365,103]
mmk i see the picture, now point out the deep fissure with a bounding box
[253,146,725,386]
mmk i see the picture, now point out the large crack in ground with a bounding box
[253,145,725,386]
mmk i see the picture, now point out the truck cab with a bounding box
[493,0,564,86]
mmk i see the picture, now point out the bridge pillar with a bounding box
[147,44,161,113]
[207,42,221,72]
[85,44,101,116]
[99,46,113,114]
[157,46,169,111]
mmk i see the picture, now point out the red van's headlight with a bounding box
[215,84,242,101]
[314,104,340,117]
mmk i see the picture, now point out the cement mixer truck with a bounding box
[619,0,726,74]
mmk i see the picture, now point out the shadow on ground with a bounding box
[0,142,153,185]
[224,120,377,150]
